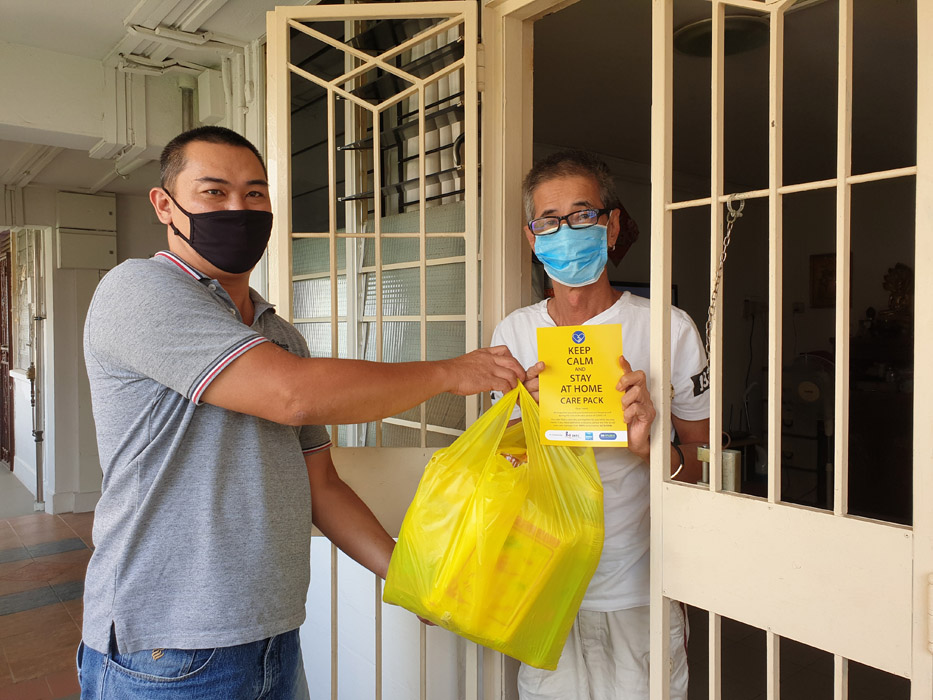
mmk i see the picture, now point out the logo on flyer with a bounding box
[571,330,586,344]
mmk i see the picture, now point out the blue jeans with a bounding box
[77,628,310,700]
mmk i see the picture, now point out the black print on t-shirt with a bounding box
[691,367,710,397]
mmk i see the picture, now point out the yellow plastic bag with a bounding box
[383,383,604,670]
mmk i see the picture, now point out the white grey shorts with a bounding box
[517,601,689,700]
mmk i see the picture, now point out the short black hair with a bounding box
[522,150,622,222]
[160,126,267,191]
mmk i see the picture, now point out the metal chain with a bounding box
[704,196,745,364]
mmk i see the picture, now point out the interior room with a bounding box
[532,0,915,523]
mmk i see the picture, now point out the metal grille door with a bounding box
[649,1,932,698]
[266,4,483,699]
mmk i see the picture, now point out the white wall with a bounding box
[50,263,103,513]
[116,194,169,261]
[4,188,172,513]
[0,42,102,148]
[47,193,169,513]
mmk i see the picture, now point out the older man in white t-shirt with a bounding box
[491,150,710,700]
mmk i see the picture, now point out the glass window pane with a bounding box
[426,263,465,315]
[381,237,421,266]
[293,276,346,319]
[425,393,465,432]
[295,322,347,359]
[426,432,457,448]
[362,269,421,316]
[426,321,465,360]
[381,423,421,447]
[427,236,465,260]
[362,321,421,363]
[293,238,346,276]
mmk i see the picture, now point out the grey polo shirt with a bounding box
[82,251,331,654]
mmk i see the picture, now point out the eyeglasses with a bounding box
[528,208,613,236]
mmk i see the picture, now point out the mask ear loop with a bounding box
[160,188,194,243]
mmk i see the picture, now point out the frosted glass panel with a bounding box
[426,432,457,448]
[427,237,465,259]
[295,322,347,358]
[426,321,465,359]
[426,263,465,315]
[380,238,419,266]
[293,238,341,276]
[362,269,421,316]
[381,423,421,447]
[361,236,466,267]
[361,321,420,362]
[425,393,465,431]
[293,276,347,319]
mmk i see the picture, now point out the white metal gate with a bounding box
[648,1,932,698]
[266,3,485,698]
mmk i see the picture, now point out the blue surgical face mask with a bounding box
[534,224,608,288]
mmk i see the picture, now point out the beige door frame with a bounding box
[479,2,579,696]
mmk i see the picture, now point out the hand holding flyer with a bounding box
[536,324,628,447]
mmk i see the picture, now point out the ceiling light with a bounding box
[673,15,770,57]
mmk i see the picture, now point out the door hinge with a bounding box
[477,42,486,93]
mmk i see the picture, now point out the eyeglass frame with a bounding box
[527,207,615,236]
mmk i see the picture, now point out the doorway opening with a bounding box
[531,0,916,697]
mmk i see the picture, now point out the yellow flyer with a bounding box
[536,324,627,447]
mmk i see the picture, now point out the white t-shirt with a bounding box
[490,292,709,611]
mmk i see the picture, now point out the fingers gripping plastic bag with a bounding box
[383,384,604,670]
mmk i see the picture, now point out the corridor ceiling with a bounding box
[0,0,918,198]
[0,0,308,197]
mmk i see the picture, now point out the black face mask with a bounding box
[163,189,273,274]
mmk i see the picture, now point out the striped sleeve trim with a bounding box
[191,336,270,405]
[302,441,333,455]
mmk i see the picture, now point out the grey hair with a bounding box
[521,150,622,223]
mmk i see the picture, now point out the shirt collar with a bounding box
[154,251,278,320]
[154,251,207,280]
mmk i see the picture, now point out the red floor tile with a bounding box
[8,520,76,549]
[0,603,74,643]
[0,513,89,697]
[0,570,48,599]
[44,667,79,698]
[56,513,94,550]
[61,600,83,629]
[1,621,81,683]
[0,677,52,700]
[0,523,22,551]
[0,652,12,685]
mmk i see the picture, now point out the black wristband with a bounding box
[671,443,685,476]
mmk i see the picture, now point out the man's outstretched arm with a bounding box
[201,342,525,426]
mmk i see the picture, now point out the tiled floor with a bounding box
[0,509,91,700]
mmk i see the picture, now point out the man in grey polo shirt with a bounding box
[78,126,524,700]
